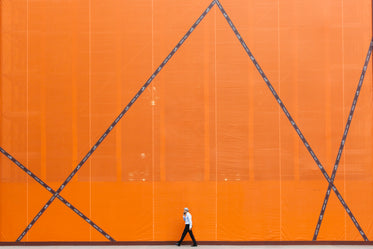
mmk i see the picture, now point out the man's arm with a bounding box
[188,213,193,229]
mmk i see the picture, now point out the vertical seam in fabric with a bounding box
[277,0,282,240]
[152,0,155,241]
[342,0,346,239]
[26,0,29,240]
[214,4,218,241]
[89,0,92,241]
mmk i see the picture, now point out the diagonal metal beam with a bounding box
[0,146,115,241]
[214,0,369,241]
[313,40,373,240]
[15,0,216,242]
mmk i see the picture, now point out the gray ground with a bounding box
[1,246,373,249]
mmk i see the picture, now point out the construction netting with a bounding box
[1,0,373,242]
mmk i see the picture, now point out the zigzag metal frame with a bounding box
[313,41,373,240]
[0,147,115,241]
[12,0,216,242]
[0,0,371,241]
[214,0,371,241]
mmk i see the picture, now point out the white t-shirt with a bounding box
[183,212,192,228]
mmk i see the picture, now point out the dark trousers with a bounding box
[178,224,197,245]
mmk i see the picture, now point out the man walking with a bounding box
[176,207,197,247]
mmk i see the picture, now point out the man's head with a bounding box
[184,207,189,213]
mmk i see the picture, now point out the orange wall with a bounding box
[1,0,373,242]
